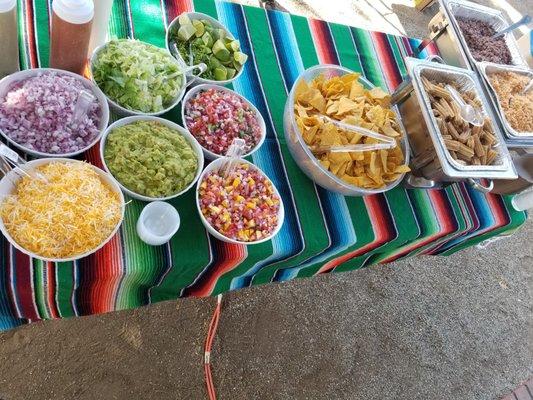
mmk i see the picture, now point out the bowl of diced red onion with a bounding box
[196,157,284,245]
[182,84,266,161]
[0,68,109,158]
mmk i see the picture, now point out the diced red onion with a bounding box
[0,72,101,154]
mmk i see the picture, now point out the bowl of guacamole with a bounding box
[100,116,204,201]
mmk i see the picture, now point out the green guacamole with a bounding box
[104,120,198,197]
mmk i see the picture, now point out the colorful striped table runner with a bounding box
[0,0,526,332]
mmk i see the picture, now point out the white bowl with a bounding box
[195,158,285,245]
[181,84,266,161]
[165,12,246,87]
[100,115,205,202]
[0,68,110,158]
[89,39,187,117]
[0,158,125,262]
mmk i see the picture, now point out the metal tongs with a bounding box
[0,144,47,183]
[219,138,246,178]
[309,115,397,155]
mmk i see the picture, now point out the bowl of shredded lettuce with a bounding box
[90,39,186,116]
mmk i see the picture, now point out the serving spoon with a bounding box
[492,15,531,38]
[445,85,484,127]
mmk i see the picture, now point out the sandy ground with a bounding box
[1,1,532,399]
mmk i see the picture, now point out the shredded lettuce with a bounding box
[93,39,183,113]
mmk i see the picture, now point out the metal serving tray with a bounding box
[445,0,528,70]
[477,62,533,138]
[392,57,516,184]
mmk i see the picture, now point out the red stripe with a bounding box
[370,32,401,90]
[309,19,338,64]
[165,0,194,21]
[46,262,60,319]
[186,243,247,297]
[380,189,456,263]
[25,0,39,67]
[13,252,40,320]
[309,19,397,273]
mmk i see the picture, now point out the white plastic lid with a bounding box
[0,0,16,13]
[52,0,94,24]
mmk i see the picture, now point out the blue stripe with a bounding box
[0,237,22,330]
[255,15,356,281]
[214,2,305,290]
[436,186,496,252]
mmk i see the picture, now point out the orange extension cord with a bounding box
[204,294,222,400]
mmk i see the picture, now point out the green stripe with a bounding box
[32,260,50,319]
[244,9,333,285]
[54,262,76,318]
[109,0,129,38]
[129,0,165,47]
[17,0,29,69]
[34,0,50,67]
[351,28,386,89]
[194,0,218,15]
[330,23,362,72]
[151,189,213,301]
[388,36,407,80]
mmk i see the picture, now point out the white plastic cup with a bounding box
[512,188,533,211]
[136,201,180,246]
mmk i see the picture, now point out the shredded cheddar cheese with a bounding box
[1,162,122,259]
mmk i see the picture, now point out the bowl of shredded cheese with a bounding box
[0,158,125,262]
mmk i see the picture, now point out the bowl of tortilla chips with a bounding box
[283,64,410,196]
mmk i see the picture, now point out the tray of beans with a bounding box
[166,12,248,85]
[477,62,533,139]
[0,69,109,157]
[196,158,284,245]
[392,57,516,187]
[182,84,266,160]
[427,0,527,72]
[445,0,527,69]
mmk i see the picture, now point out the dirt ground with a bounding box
[1,1,532,399]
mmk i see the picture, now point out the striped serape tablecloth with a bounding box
[0,0,526,331]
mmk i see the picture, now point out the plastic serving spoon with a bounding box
[74,90,96,122]
[445,84,484,127]
[492,15,531,38]
[219,138,246,178]
[0,144,48,183]
[170,42,207,85]
[522,78,533,94]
